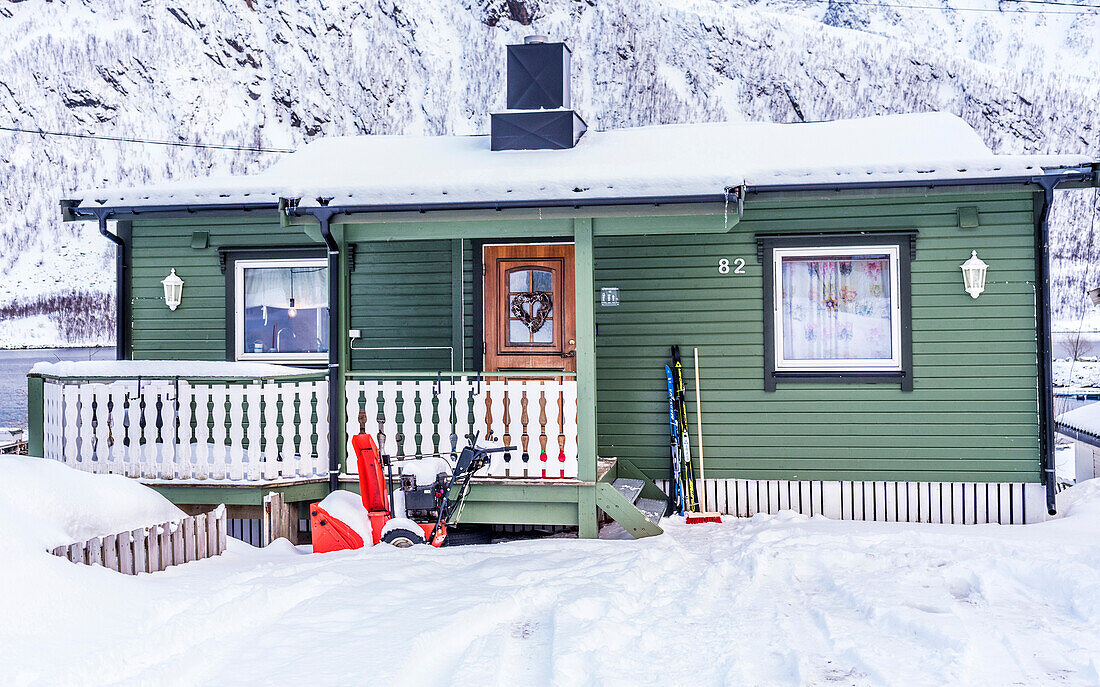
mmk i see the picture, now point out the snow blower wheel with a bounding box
[381,527,425,548]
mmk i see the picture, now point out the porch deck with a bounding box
[27,364,602,531]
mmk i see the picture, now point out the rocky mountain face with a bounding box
[0,0,1097,343]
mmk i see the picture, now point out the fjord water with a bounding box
[0,347,113,429]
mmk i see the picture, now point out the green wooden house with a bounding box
[31,40,1098,537]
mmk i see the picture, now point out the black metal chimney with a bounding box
[491,36,586,151]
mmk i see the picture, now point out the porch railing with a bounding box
[345,373,579,479]
[40,375,329,481]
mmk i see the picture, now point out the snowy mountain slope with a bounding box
[0,0,1097,344]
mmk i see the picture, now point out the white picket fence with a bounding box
[51,505,227,574]
[345,376,579,479]
[41,377,329,481]
[660,478,1045,524]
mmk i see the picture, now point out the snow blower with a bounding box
[311,433,512,551]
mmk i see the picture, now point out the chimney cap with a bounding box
[524,35,549,44]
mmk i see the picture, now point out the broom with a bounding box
[686,347,722,524]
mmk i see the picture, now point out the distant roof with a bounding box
[71,112,1092,212]
[1057,403,1100,445]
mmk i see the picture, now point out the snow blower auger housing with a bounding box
[311,433,511,551]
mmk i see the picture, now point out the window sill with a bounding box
[766,370,912,392]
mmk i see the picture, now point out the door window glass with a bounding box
[506,268,554,345]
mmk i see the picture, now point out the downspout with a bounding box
[93,210,126,361]
[309,204,341,493]
[1034,177,1059,516]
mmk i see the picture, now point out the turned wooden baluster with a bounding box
[413,386,424,455]
[483,386,494,442]
[538,388,548,477]
[501,388,512,475]
[394,387,405,458]
[375,386,386,456]
[448,384,459,455]
[557,387,566,479]
[520,390,530,476]
[431,386,441,454]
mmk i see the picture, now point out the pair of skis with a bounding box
[665,346,697,515]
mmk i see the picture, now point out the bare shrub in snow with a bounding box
[0,291,114,344]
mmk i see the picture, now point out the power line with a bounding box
[791,0,1100,12]
[1001,0,1100,8]
[0,125,294,153]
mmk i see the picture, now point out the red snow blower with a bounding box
[311,433,511,551]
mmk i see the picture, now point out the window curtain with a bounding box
[243,266,327,309]
[780,255,892,361]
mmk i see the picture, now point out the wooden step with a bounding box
[611,478,644,505]
[635,498,666,525]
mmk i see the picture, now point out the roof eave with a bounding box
[60,163,1098,222]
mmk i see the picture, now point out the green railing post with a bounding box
[27,375,44,457]
[574,218,598,538]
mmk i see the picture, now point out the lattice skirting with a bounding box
[656,479,1046,525]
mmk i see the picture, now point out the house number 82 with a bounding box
[718,258,746,274]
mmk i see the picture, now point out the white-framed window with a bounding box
[772,245,902,372]
[234,258,329,362]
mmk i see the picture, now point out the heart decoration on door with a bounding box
[510,291,553,333]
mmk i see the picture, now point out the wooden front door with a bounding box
[483,244,576,372]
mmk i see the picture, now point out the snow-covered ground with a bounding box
[2,455,1099,686]
[0,315,111,350]
[1053,357,1100,391]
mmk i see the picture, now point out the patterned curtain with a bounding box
[780,254,893,361]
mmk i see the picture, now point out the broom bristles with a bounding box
[685,511,722,524]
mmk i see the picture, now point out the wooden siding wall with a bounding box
[126,190,1042,484]
[349,239,457,371]
[592,191,1041,483]
[130,218,315,360]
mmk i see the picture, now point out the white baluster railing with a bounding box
[344,375,580,479]
[39,376,328,482]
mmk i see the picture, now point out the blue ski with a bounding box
[666,365,685,515]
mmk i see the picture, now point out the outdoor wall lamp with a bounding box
[162,269,184,311]
[960,251,988,299]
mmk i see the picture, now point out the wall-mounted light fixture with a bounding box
[960,251,988,299]
[162,269,184,311]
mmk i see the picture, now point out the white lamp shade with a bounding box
[162,269,184,310]
[959,251,988,299]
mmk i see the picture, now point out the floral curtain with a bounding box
[780,254,893,362]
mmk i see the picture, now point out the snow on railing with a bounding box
[40,375,328,482]
[51,505,227,575]
[345,374,578,479]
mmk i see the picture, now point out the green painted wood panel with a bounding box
[592,190,1042,483]
[129,217,319,361]
[126,189,1043,486]
[349,240,456,371]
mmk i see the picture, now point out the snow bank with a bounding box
[0,455,183,554]
[315,490,374,542]
[3,454,1100,685]
[1053,357,1100,390]
[74,113,1091,210]
[30,359,320,378]
[0,314,112,350]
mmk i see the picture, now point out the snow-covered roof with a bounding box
[29,360,321,379]
[72,113,1092,211]
[1057,402,1100,440]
